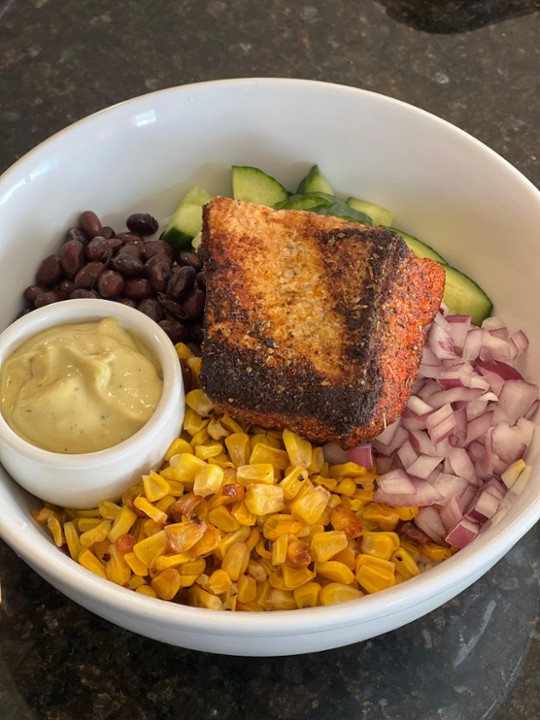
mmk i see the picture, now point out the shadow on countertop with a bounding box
[377,0,539,33]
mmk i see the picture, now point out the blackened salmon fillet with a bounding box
[199,197,445,447]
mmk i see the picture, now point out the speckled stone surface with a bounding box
[0,1,538,718]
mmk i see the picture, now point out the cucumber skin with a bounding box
[162,185,214,250]
[442,265,493,326]
[161,225,194,250]
[385,226,448,265]
[277,192,372,225]
[232,166,288,207]
[297,165,334,195]
[346,197,393,227]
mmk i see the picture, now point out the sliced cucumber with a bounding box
[442,265,493,326]
[312,202,373,225]
[232,166,288,206]
[386,226,448,265]
[297,164,334,195]
[276,192,372,225]
[276,191,335,211]
[162,185,214,250]
[346,197,393,226]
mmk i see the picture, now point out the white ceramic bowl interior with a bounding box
[0,299,185,508]
[0,78,538,656]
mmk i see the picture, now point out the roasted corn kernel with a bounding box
[38,364,454,612]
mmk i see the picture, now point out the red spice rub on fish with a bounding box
[199,197,445,447]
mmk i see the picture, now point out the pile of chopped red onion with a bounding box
[326,308,539,550]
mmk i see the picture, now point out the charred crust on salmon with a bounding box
[199,197,445,447]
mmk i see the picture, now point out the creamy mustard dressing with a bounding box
[0,317,163,454]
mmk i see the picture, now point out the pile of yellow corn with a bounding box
[34,343,454,611]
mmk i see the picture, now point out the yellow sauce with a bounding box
[0,317,163,454]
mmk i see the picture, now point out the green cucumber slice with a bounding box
[297,165,334,195]
[275,192,335,211]
[276,192,372,225]
[232,166,288,206]
[346,197,393,226]
[386,226,448,265]
[311,202,373,225]
[442,265,493,326]
[161,185,214,250]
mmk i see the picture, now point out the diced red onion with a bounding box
[426,386,485,409]
[446,446,477,483]
[406,453,444,480]
[397,440,418,470]
[414,506,447,543]
[426,317,457,360]
[347,444,373,469]
[408,429,437,455]
[462,327,484,361]
[445,517,480,549]
[406,396,433,418]
[441,496,464,532]
[465,487,501,522]
[373,425,408,456]
[492,379,539,425]
[445,314,471,350]
[371,308,538,554]
[525,398,539,421]
[431,472,472,501]
[508,329,529,356]
[372,418,401,447]
[377,469,417,495]
[374,476,444,507]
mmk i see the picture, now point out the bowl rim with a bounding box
[0,77,538,638]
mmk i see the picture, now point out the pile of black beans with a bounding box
[22,210,206,348]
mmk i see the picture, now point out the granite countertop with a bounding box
[0,1,538,718]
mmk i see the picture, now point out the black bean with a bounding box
[146,252,172,269]
[147,259,171,292]
[79,211,103,239]
[167,265,196,301]
[65,227,88,245]
[23,285,47,306]
[116,243,142,260]
[123,277,153,301]
[116,297,138,308]
[138,298,163,323]
[36,255,64,286]
[126,213,159,236]
[180,288,206,322]
[73,261,105,289]
[58,278,75,296]
[178,250,203,272]
[86,236,111,262]
[101,225,115,239]
[107,236,125,254]
[111,254,146,277]
[195,271,206,290]
[97,270,125,298]
[141,240,174,262]
[69,288,99,300]
[115,232,144,245]
[60,239,85,279]
[158,319,190,344]
[157,293,190,321]
[35,290,67,307]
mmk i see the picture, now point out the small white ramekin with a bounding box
[0,298,184,508]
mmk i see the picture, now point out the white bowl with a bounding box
[0,299,184,508]
[0,78,538,656]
